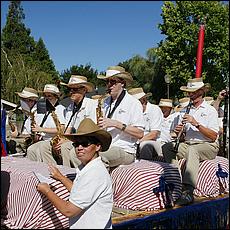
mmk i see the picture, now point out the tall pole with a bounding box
[167,83,170,99]
[195,24,205,78]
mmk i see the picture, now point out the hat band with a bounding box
[187,82,204,89]
[106,70,121,77]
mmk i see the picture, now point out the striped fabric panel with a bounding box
[111,160,182,211]
[1,156,76,229]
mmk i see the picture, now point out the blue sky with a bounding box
[1,1,165,74]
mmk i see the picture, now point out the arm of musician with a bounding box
[32,124,64,134]
[48,163,73,191]
[10,125,19,138]
[212,89,226,112]
[139,130,160,142]
[100,117,144,139]
[37,183,82,217]
[183,114,218,142]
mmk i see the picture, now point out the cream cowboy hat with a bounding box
[15,87,38,100]
[159,99,173,108]
[174,97,190,112]
[64,118,112,152]
[38,84,61,96]
[204,96,214,105]
[180,78,211,93]
[60,75,94,93]
[128,87,152,100]
[97,66,133,83]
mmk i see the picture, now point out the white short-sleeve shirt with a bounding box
[178,100,219,142]
[69,156,113,229]
[143,102,163,136]
[103,91,145,153]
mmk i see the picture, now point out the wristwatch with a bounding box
[121,123,127,131]
[195,123,200,129]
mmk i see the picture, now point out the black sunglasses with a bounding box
[106,78,122,86]
[70,86,85,93]
[72,137,99,148]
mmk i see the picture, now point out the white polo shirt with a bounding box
[69,156,113,229]
[178,100,219,142]
[143,102,163,136]
[36,104,66,141]
[65,97,97,132]
[103,92,145,154]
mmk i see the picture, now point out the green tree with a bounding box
[156,1,229,98]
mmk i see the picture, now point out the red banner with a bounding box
[195,24,205,78]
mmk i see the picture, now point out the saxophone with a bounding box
[50,110,64,164]
[96,96,104,124]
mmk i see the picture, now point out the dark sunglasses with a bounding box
[70,86,85,93]
[72,137,99,148]
[23,98,35,102]
[106,78,122,86]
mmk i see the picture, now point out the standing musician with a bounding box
[7,87,39,154]
[54,75,98,167]
[97,66,145,171]
[162,78,219,206]
[26,84,66,164]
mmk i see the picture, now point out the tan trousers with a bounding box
[162,141,219,188]
[27,140,70,165]
[139,140,163,160]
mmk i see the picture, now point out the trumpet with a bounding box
[174,100,193,152]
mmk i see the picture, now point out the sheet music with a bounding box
[33,172,56,184]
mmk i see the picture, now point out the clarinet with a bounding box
[174,100,193,152]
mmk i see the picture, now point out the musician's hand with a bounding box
[37,182,51,195]
[182,114,197,126]
[32,124,43,133]
[53,138,65,152]
[97,117,104,129]
[48,163,64,181]
[99,117,118,129]
[174,124,184,134]
[11,129,19,138]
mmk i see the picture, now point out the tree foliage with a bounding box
[1,1,58,103]
[156,1,229,98]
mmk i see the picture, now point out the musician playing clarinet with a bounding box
[162,78,219,206]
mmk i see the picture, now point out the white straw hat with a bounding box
[159,99,173,108]
[60,75,94,93]
[180,78,210,92]
[15,87,38,99]
[39,84,61,96]
[128,87,152,100]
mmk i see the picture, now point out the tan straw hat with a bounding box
[97,66,133,83]
[39,84,61,96]
[174,97,190,112]
[60,75,94,93]
[64,118,112,151]
[15,87,38,99]
[180,78,210,92]
[159,99,173,108]
[128,87,152,100]
[204,96,214,105]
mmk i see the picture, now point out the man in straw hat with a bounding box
[128,87,164,160]
[162,78,219,206]
[26,84,66,164]
[7,87,39,154]
[96,66,145,171]
[54,75,98,167]
[37,118,113,229]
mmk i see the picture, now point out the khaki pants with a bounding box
[162,141,219,188]
[100,146,135,168]
[139,140,163,160]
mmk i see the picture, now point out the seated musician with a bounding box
[37,118,113,229]
[26,84,66,164]
[6,87,39,154]
[162,78,219,205]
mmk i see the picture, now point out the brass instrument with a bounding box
[96,96,104,124]
[50,110,64,164]
[7,109,17,133]
[174,100,193,152]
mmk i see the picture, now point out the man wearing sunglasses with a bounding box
[96,66,145,171]
[53,75,98,167]
[37,118,113,229]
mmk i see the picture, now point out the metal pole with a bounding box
[167,83,170,99]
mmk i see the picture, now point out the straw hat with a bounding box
[180,78,210,92]
[128,87,152,100]
[39,84,61,96]
[97,66,133,83]
[60,75,94,93]
[64,118,112,152]
[15,87,38,100]
[204,96,214,105]
[174,97,190,112]
[159,99,173,108]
